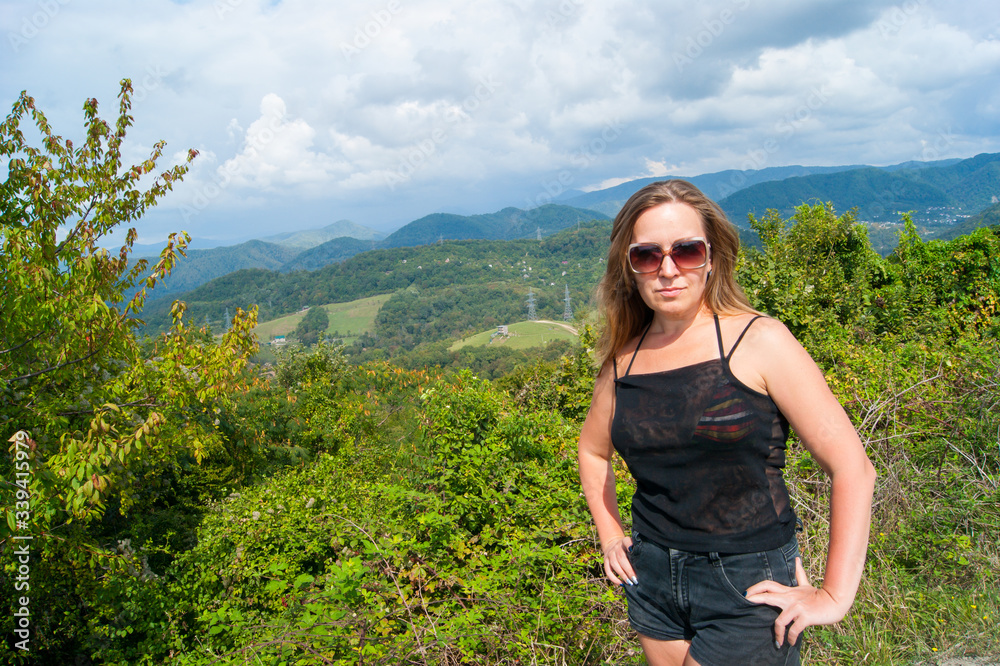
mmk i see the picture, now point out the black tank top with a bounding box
[611,315,796,553]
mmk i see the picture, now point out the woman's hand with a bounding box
[745,557,850,647]
[602,535,637,587]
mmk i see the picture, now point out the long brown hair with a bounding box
[595,179,756,367]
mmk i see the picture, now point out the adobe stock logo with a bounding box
[673,0,752,72]
[524,119,624,210]
[383,75,502,191]
[7,0,72,53]
[340,0,403,61]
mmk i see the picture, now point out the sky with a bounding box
[2,0,999,246]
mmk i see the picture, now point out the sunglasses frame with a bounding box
[627,237,711,274]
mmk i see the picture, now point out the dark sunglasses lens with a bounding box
[671,240,707,268]
[629,246,664,272]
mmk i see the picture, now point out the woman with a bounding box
[577,180,876,665]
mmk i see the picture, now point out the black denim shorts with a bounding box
[623,533,801,666]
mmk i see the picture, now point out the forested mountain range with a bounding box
[717,152,1000,228]
[133,204,608,298]
[136,153,999,298]
[137,152,1000,305]
[141,220,617,339]
[380,204,607,247]
[561,164,871,216]
[558,157,968,218]
[259,218,386,249]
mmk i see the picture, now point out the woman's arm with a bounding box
[743,318,877,647]
[578,362,637,586]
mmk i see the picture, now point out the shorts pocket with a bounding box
[628,532,645,558]
[711,550,773,606]
[779,536,800,587]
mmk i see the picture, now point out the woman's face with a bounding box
[629,202,713,320]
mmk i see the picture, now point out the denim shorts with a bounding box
[623,533,801,666]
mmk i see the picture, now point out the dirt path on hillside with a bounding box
[534,319,578,335]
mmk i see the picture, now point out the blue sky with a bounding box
[2,0,999,245]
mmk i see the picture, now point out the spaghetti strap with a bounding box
[726,315,764,361]
[623,322,653,378]
[713,314,726,358]
[612,356,619,380]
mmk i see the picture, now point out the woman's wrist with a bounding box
[601,534,628,555]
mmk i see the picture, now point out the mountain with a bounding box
[142,240,300,297]
[934,201,1000,241]
[718,168,950,225]
[127,237,234,257]
[281,236,381,272]
[717,153,1000,227]
[561,165,868,218]
[140,220,616,335]
[379,204,609,248]
[261,219,385,250]
[133,154,1000,297]
[133,204,609,304]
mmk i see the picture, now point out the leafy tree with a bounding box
[0,81,257,661]
[739,202,886,363]
[294,305,329,346]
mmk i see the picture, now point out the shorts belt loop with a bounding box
[708,551,722,567]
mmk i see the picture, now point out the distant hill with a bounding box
[261,219,385,250]
[379,204,609,248]
[134,154,1000,298]
[561,165,868,218]
[139,240,299,297]
[718,168,950,225]
[934,201,1000,241]
[140,220,615,336]
[559,156,993,223]
[125,237,234,258]
[280,236,381,272]
[718,153,1000,227]
[134,205,607,297]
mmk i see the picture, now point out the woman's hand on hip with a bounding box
[745,557,849,647]
[602,535,637,587]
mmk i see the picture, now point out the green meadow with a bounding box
[450,319,579,351]
[253,293,392,344]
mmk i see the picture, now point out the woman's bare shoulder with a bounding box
[717,312,795,348]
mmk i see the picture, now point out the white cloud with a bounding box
[219,94,346,192]
[2,0,998,241]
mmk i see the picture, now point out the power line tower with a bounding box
[563,285,572,321]
[526,288,537,321]
[536,227,542,241]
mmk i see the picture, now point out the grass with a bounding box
[253,294,392,345]
[449,319,578,351]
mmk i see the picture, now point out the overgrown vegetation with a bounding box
[2,85,998,665]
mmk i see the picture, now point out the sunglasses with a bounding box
[627,238,710,274]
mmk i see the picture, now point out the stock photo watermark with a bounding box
[876,0,928,37]
[340,0,402,61]
[7,0,72,53]
[179,106,287,222]
[540,0,585,31]
[383,74,502,191]
[131,64,168,103]
[8,430,35,652]
[673,0,751,72]
[524,118,625,210]
[715,84,832,199]
[866,127,956,219]
[215,0,250,20]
